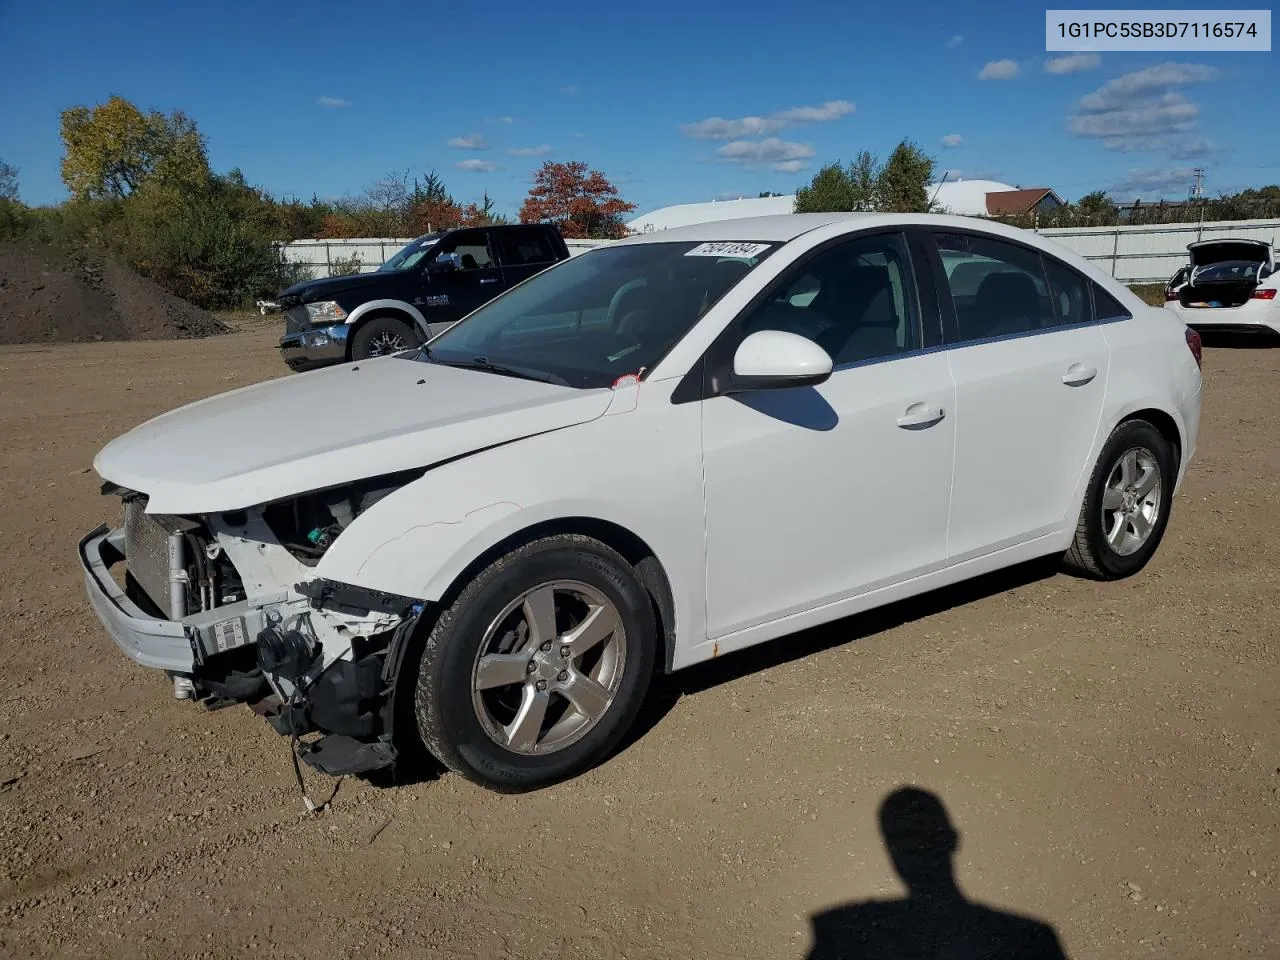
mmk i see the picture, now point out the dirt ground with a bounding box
[0,328,1277,959]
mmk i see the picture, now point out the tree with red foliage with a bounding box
[519,161,635,238]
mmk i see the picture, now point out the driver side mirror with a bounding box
[427,251,460,274]
[724,329,833,393]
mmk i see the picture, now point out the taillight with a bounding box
[1185,327,1202,369]
[1251,288,1277,300]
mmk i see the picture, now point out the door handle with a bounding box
[480,277,500,285]
[1061,363,1098,386]
[897,403,946,430]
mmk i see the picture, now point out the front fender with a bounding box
[313,381,706,648]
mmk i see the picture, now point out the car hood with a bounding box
[94,358,614,514]
[279,271,398,301]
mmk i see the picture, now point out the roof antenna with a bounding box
[929,170,951,212]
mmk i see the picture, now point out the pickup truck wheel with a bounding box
[350,315,417,361]
[414,535,656,791]
[1064,419,1176,580]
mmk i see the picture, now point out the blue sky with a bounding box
[1,0,1276,218]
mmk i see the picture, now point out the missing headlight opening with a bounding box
[262,468,426,563]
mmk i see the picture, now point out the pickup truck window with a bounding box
[498,227,558,266]
[436,229,494,270]
[418,241,775,389]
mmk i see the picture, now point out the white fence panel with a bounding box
[1039,218,1280,283]
[281,221,1280,285]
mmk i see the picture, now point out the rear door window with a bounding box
[1042,256,1094,327]
[934,233,1054,342]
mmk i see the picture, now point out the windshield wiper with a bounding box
[429,354,570,386]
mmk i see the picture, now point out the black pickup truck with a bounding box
[277,223,571,369]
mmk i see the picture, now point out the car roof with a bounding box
[610,211,1085,247]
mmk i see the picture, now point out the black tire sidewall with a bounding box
[415,539,656,790]
[1082,421,1176,577]
[350,315,416,360]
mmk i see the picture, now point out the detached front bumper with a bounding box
[78,524,195,674]
[278,324,350,370]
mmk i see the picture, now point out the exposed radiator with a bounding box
[124,499,188,620]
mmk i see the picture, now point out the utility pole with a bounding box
[1192,167,1206,239]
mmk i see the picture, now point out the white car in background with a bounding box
[1164,239,1279,335]
[79,213,1203,794]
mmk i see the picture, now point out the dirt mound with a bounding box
[0,240,228,344]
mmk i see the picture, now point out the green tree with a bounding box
[877,140,934,212]
[794,151,882,213]
[0,159,18,201]
[59,95,210,199]
[1075,190,1116,224]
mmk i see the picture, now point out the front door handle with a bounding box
[480,277,500,285]
[1061,363,1098,386]
[897,403,946,430]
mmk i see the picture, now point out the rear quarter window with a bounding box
[1092,283,1132,321]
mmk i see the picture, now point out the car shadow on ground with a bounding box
[627,554,1063,749]
[802,786,1068,959]
[1199,330,1280,349]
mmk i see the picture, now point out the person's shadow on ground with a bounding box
[806,787,1068,960]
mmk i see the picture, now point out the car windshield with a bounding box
[414,240,776,388]
[379,235,441,272]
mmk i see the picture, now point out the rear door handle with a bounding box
[480,277,500,285]
[1061,363,1098,386]
[897,403,946,430]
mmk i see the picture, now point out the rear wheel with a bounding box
[350,315,417,361]
[413,535,656,791]
[1064,419,1177,580]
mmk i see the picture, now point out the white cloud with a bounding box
[716,137,815,172]
[571,131,586,139]
[506,145,554,157]
[456,158,497,172]
[560,84,581,95]
[1078,62,1216,111]
[1167,136,1217,160]
[1045,53,1100,75]
[979,59,1020,80]
[317,96,350,108]
[448,134,490,150]
[947,34,964,47]
[485,115,516,124]
[681,100,854,140]
[941,133,964,148]
[1070,62,1217,156]
[1108,166,1196,200]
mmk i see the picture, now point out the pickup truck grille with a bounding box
[284,306,310,333]
[124,499,186,619]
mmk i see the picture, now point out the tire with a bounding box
[349,315,418,361]
[1064,419,1177,580]
[413,535,657,791]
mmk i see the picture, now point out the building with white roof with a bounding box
[625,179,1064,233]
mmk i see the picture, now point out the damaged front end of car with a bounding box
[79,471,429,779]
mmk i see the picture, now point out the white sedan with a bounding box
[80,213,1203,792]
[1163,238,1280,335]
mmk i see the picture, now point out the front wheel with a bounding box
[1064,419,1177,580]
[413,535,657,791]
[349,315,417,361]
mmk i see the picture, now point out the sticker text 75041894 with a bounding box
[684,242,772,259]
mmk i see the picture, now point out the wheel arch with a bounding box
[1119,406,1183,476]
[345,300,429,357]
[425,516,678,675]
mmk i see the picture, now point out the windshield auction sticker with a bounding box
[1046,9,1271,50]
[684,242,772,258]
